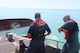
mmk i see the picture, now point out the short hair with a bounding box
[63,14,71,22]
[35,12,41,19]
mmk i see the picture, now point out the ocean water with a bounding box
[0,8,80,47]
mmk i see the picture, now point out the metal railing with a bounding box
[45,38,65,49]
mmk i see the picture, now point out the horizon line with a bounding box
[0,7,80,10]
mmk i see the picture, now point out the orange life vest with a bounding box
[62,30,70,39]
[33,19,46,26]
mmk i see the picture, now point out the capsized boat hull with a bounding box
[0,18,33,36]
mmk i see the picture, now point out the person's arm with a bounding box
[58,22,74,33]
[58,27,64,33]
[58,22,68,33]
[44,24,51,36]
[26,25,33,38]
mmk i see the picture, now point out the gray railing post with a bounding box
[57,41,58,48]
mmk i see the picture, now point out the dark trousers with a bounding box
[27,40,45,53]
[60,42,79,53]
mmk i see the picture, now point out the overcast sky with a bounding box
[0,0,80,9]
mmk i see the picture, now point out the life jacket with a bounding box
[33,19,46,35]
[63,19,76,39]
[62,29,70,39]
[66,19,75,23]
[33,19,46,26]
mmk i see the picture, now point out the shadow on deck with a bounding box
[45,45,61,53]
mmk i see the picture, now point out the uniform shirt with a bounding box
[62,21,79,43]
[28,20,51,41]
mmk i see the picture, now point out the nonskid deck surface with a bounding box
[0,35,31,53]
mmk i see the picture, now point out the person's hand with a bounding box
[27,33,32,38]
[58,27,63,33]
[44,31,51,36]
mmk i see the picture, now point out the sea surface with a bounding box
[0,8,80,47]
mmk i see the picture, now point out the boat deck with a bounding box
[0,35,61,53]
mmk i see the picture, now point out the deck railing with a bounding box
[45,38,65,49]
